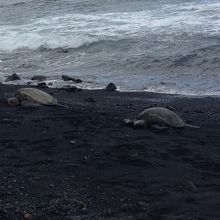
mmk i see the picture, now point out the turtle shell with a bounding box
[137,107,185,128]
[15,88,58,106]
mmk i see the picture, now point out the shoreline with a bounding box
[0,84,220,220]
[3,81,220,98]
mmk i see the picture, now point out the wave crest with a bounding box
[1,2,220,52]
[0,32,104,52]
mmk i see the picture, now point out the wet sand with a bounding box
[0,84,220,220]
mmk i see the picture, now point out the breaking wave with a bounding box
[1,0,220,95]
[0,1,220,52]
[0,32,102,51]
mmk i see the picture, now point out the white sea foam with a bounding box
[0,1,220,52]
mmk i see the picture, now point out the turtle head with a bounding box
[133,119,147,128]
[123,118,134,126]
[7,97,19,106]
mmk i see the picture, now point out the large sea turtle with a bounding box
[7,88,63,107]
[124,107,199,129]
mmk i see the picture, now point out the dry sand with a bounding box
[0,84,219,220]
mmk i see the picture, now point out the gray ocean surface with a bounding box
[0,0,220,95]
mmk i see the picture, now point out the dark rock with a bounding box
[62,75,72,81]
[62,75,82,83]
[48,82,53,86]
[69,140,76,145]
[5,73,21,82]
[31,75,47,81]
[58,48,69,53]
[106,82,117,91]
[75,79,82,83]
[27,81,32,86]
[186,119,194,123]
[148,104,157,108]
[24,213,33,220]
[36,82,48,88]
[194,109,204,114]
[166,105,176,111]
[61,85,82,92]
[160,81,176,86]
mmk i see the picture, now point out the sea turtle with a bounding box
[124,107,199,129]
[7,88,64,107]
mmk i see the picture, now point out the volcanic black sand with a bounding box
[0,84,219,220]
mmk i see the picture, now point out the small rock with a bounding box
[61,85,82,92]
[62,75,82,83]
[36,82,48,88]
[24,213,33,220]
[106,82,117,91]
[16,208,22,213]
[69,140,76,145]
[48,82,53,86]
[31,75,47,81]
[146,104,157,109]
[27,81,32,86]
[166,105,176,111]
[186,119,193,123]
[194,109,204,113]
[5,73,21,82]
[58,48,69,53]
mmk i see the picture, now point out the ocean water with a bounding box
[0,0,220,95]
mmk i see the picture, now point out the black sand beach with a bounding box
[0,84,220,220]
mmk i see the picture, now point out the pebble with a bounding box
[37,82,48,88]
[61,85,82,92]
[62,75,82,83]
[69,140,76,145]
[24,213,33,220]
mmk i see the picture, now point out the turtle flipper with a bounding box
[185,124,200,129]
[54,103,69,108]
[151,124,168,130]
[20,101,42,107]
